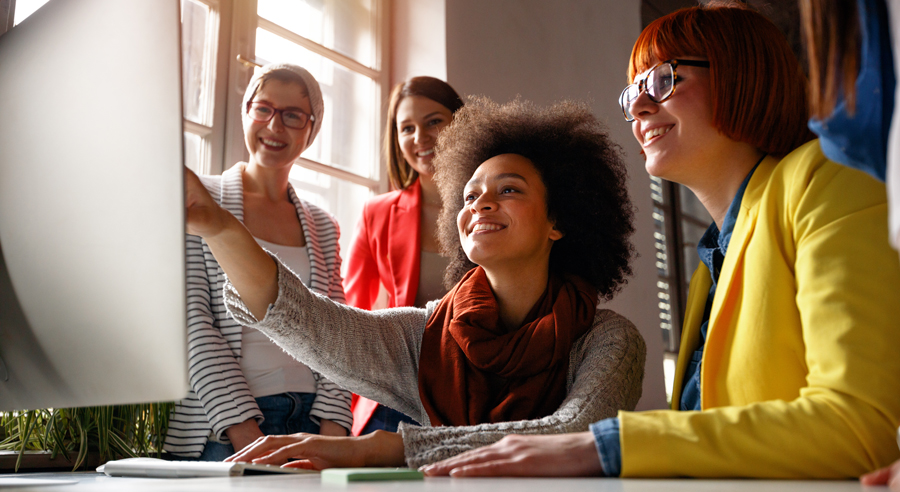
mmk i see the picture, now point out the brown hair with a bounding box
[384,77,464,190]
[799,0,861,118]
[629,2,814,156]
[434,97,635,298]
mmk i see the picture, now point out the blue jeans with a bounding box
[196,392,320,461]
[359,404,418,435]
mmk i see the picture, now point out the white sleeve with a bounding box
[885,0,900,247]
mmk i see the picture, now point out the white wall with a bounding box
[393,0,667,410]
[390,0,447,84]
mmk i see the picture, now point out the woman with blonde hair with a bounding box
[164,63,352,460]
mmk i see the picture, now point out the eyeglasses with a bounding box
[618,59,710,122]
[246,101,315,130]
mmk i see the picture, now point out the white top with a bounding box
[240,238,317,397]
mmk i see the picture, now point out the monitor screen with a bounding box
[0,0,189,411]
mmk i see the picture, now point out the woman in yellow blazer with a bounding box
[420,4,900,479]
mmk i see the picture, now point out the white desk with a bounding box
[0,471,880,492]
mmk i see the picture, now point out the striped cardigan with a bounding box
[164,163,352,458]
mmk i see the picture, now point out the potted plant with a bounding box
[0,403,172,472]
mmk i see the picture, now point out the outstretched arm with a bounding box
[400,311,644,468]
[185,167,277,319]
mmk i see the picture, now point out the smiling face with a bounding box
[395,95,453,178]
[629,57,730,186]
[456,154,563,270]
[243,79,313,171]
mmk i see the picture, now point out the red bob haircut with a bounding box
[627,2,814,156]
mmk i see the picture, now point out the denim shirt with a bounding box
[808,0,894,181]
[590,161,761,476]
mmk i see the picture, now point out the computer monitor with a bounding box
[0,0,189,411]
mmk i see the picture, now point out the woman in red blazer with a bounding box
[343,77,465,435]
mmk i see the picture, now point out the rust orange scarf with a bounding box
[417,266,597,426]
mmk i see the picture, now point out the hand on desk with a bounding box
[860,459,900,491]
[224,430,405,470]
[420,432,602,477]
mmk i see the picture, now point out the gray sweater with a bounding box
[225,258,646,467]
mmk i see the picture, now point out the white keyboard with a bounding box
[97,457,319,478]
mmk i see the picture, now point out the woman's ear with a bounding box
[549,225,565,241]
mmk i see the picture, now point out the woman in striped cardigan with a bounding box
[164,63,352,460]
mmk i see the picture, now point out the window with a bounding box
[181,0,221,175]
[652,175,714,398]
[5,0,388,272]
[183,0,388,258]
[0,0,50,34]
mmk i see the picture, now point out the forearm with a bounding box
[319,419,348,437]
[619,394,900,478]
[401,311,645,468]
[225,259,430,423]
[225,419,265,452]
[203,213,277,320]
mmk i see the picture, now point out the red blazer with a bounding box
[343,179,422,434]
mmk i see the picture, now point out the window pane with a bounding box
[13,0,50,25]
[649,175,665,204]
[184,132,203,174]
[681,219,707,281]
[678,184,712,222]
[257,28,378,179]
[181,0,212,125]
[289,166,373,265]
[652,206,668,277]
[258,0,376,68]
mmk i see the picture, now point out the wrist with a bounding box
[225,419,264,452]
[361,430,406,467]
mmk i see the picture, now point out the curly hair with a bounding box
[434,97,635,300]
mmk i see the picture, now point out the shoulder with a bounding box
[588,309,642,339]
[363,187,411,214]
[773,140,882,194]
[197,173,223,198]
[764,139,888,213]
[573,309,646,362]
[567,308,645,396]
[288,189,340,234]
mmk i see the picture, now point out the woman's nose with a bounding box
[629,90,658,119]
[470,193,495,212]
[268,112,285,132]
[414,126,432,144]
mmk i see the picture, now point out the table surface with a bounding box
[0,471,884,492]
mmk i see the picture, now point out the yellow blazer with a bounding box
[619,141,900,478]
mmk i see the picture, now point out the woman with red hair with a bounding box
[421,3,900,479]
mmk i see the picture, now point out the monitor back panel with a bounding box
[0,0,188,411]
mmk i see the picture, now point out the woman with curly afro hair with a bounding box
[434,96,636,300]
[181,96,646,469]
